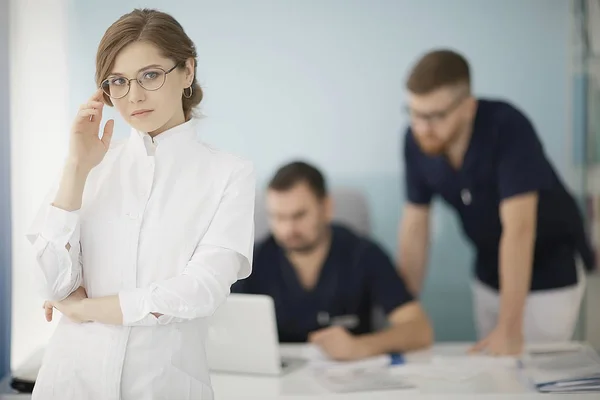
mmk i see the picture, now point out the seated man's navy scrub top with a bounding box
[232,224,413,342]
[404,99,595,293]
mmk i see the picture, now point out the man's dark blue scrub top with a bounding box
[404,99,594,291]
[232,224,414,343]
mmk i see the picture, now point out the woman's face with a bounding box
[104,41,194,135]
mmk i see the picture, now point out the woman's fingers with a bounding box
[77,108,100,120]
[79,100,104,111]
[74,89,105,122]
[101,119,115,147]
[90,88,104,102]
[43,301,54,322]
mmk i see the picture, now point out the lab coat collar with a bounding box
[129,118,198,156]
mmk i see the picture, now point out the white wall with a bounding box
[10,0,70,368]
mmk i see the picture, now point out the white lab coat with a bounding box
[26,118,255,400]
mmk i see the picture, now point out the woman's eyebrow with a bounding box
[109,64,164,76]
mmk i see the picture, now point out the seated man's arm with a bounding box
[355,301,432,357]
[309,242,433,361]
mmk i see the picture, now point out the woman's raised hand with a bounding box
[68,89,115,171]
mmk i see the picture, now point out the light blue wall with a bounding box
[67,0,571,341]
[0,0,12,378]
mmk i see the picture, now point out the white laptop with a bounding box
[205,293,304,375]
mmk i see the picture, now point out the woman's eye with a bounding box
[110,78,126,86]
[143,71,159,80]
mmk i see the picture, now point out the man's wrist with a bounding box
[354,334,381,359]
[497,310,524,333]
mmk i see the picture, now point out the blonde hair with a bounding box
[95,9,203,119]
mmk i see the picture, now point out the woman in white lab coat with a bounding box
[26,8,255,400]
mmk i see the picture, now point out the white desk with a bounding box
[210,343,599,399]
[2,343,599,399]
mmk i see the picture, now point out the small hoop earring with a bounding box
[183,86,193,99]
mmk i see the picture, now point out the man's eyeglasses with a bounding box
[101,64,180,99]
[406,93,469,125]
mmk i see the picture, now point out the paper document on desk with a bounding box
[303,344,481,382]
[430,343,586,372]
[313,367,416,393]
[302,345,415,392]
[301,344,337,364]
[302,344,399,369]
[432,354,519,369]
[521,343,600,393]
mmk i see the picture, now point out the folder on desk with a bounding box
[536,374,600,393]
[521,343,600,393]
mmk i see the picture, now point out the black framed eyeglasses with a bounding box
[101,64,180,99]
[405,92,469,125]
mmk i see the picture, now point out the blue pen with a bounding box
[389,353,405,365]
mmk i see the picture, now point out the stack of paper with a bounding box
[521,343,600,393]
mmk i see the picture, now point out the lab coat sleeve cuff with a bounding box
[40,205,80,246]
[119,287,153,326]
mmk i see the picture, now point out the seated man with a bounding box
[232,161,433,361]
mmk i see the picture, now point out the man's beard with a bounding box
[282,226,329,254]
[415,126,463,156]
[416,137,447,156]
[285,239,321,254]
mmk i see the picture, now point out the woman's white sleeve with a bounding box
[26,191,83,302]
[118,161,255,326]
